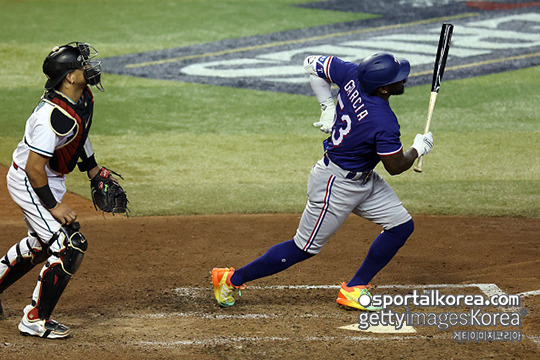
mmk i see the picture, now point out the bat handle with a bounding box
[414,91,438,173]
[414,156,425,173]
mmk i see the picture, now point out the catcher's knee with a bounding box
[34,223,87,319]
[51,222,88,275]
[0,234,47,293]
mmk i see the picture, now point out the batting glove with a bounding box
[411,132,434,157]
[313,98,336,133]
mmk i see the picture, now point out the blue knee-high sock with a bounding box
[347,219,414,287]
[230,239,313,287]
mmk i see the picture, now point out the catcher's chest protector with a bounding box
[45,89,94,174]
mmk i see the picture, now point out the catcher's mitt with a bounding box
[90,167,129,215]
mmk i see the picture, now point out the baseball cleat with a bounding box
[18,305,70,339]
[336,282,382,311]
[212,267,246,307]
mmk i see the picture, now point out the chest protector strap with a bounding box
[43,90,93,174]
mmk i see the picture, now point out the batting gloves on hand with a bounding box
[313,98,336,133]
[412,132,434,157]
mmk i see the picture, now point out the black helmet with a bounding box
[43,42,104,91]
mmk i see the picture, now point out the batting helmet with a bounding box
[43,42,103,91]
[357,53,410,95]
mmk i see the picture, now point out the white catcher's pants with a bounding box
[7,164,66,243]
[1,164,69,311]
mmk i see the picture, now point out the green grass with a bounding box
[0,0,538,217]
[0,0,375,87]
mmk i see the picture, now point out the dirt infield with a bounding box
[0,164,538,359]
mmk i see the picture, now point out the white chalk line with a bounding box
[125,311,336,320]
[178,283,540,302]
[138,334,540,348]
[138,333,450,348]
[517,289,540,298]
[175,283,508,298]
[126,312,281,320]
[141,283,519,320]
[130,283,540,349]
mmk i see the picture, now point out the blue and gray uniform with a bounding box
[229,53,419,291]
[294,55,411,254]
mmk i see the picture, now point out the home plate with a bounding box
[339,323,417,334]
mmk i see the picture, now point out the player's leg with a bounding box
[292,159,367,254]
[229,162,350,287]
[19,223,87,339]
[212,239,313,307]
[346,219,413,287]
[337,171,413,310]
[0,230,48,294]
[349,171,413,285]
[230,239,313,285]
[0,224,49,318]
[212,159,362,307]
[6,169,80,338]
[1,168,58,318]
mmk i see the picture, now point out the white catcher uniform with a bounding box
[7,90,94,241]
[0,41,106,339]
[1,88,95,327]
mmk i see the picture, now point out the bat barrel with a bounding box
[415,23,453,173]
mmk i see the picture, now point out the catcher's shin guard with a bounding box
[32,222,87,320]
[0,234,48,294]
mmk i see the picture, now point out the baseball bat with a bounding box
[414,23,454,173]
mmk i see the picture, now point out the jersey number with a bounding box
[331,94,351,146]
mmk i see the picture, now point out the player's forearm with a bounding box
[26,166,58,209]
[25,152,51,189]
[309,75,332,103]
[25,167,49,188]
[25,150,59,209]
[400,148,420,172]
[380,149,418,175]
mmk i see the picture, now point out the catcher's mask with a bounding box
[43,42,104,92]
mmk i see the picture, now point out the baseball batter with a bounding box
[213,52,434,310]
[0,42,125,339]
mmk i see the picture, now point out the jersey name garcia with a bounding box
[313,56,404,173]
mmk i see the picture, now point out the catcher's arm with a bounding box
[26,150,77,225]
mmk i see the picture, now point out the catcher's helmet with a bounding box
[357,53,410,95]
[43,42,103,91]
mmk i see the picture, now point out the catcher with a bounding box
[0,42,127,339]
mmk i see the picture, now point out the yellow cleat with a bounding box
[336,282,382,311]
[211,267,246,307]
